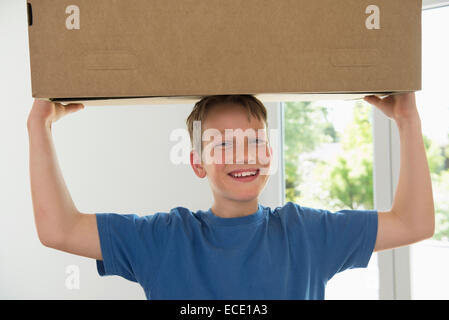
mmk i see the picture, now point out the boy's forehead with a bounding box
[203,103,265,131]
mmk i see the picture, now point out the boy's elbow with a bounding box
[39,236,53,248]
[38,233,62,249]
[36,225,65,249]
[34,209,78,250]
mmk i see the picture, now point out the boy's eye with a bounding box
[252,138,266,144]
[217,141,233,148]
[216,139,266,147]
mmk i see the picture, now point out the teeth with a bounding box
[231,170,257,178]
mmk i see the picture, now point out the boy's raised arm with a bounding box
[364,93,435,252]
[27,99,102,260]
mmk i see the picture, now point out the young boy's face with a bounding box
[190,103,272,202]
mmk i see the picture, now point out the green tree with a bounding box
[322,102,374,210]
[284,101,333,202]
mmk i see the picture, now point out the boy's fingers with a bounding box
[67,103,84,107]
[364,95,394,112]
[54,103,84,117]
[64,103,85,111]
[363,95,381,106]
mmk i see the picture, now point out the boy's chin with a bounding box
[228,191,261,202]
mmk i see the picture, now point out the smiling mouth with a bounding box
[227,169,260,182]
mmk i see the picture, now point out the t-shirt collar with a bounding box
[204,203,265,226]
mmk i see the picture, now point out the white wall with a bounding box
[0,1,283,299]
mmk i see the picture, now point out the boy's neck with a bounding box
[210,198,259,219]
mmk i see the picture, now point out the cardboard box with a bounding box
[26,0,421,105]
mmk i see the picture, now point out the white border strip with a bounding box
[423,0,449,10]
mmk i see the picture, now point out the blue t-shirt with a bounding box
[95,202,378,299]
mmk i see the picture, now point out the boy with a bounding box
[27,93,434,299]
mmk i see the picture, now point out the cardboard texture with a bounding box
[26,0,422,105]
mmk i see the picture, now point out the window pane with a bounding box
[410,6,449,299]
[283,99,378,299]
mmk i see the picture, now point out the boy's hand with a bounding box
[363,92,419,125]
[27,99,85,129]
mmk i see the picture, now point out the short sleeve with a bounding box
[95,212,169,287]
[317,208,378,281]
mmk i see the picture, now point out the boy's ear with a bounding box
[190,150,207,178]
